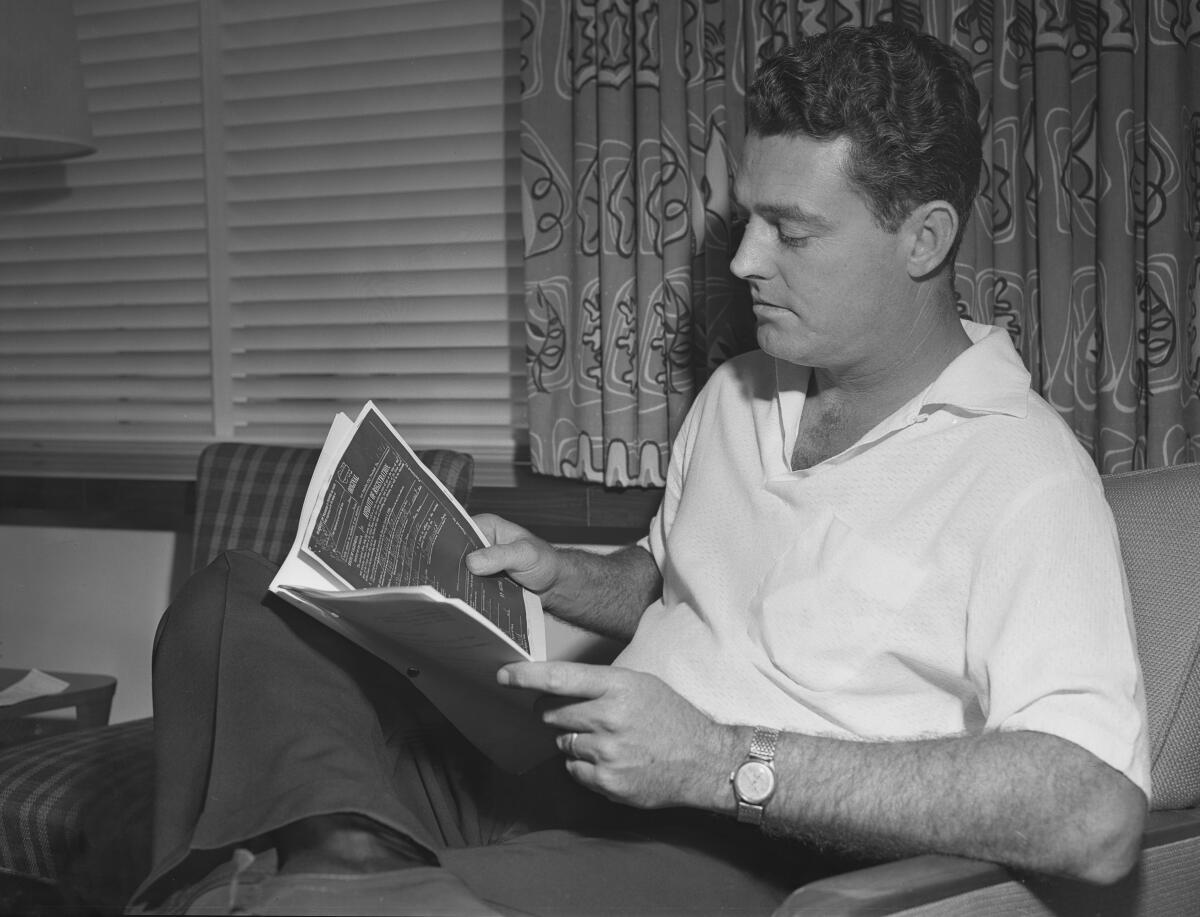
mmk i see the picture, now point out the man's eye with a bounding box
[777,230,810,248]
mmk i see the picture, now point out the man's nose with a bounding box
[729,221,765,280]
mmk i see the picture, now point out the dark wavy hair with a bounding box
[747,24,982,264]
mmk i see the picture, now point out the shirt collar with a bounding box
[918,320,1030,420]
[773,320,1031,468]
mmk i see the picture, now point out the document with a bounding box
[270,402,553,773]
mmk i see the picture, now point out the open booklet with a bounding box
[269,402,555,773]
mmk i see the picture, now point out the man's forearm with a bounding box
[701,727,1145,884]
[542,544,661,642]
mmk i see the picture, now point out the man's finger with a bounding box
[498,660,615,698]
[471,513,535,546]
[466,540,539,577]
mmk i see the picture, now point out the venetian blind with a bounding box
[0,0,211,476]
[0,0,524,484]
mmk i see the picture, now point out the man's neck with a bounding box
[791,307,972,470]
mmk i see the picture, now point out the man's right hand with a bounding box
[465,513,661,642]
[466,513,562,595]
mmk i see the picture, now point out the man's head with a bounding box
[730,25,982,378]
[745,23,982,268]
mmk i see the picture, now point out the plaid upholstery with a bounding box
[191,442,475,571]
[0,442,473,911]
[0,719,154,905]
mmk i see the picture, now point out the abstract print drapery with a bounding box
[521,1,1200,483]
[936,0,1199,472]
[521,1,756,486]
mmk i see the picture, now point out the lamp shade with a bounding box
[0,0,94,164]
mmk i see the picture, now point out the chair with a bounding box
[775,462,1200,916]
[0,442,473,915]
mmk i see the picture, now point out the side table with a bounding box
[0,668,117,745]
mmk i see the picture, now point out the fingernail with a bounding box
[496,667,511,685]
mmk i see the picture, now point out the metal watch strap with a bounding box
[748,725,780,763]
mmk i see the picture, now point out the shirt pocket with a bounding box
[749,510,929,694]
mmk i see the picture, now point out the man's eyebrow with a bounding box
[729,187,832,229]
[755,202,835,230]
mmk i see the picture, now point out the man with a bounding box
[131,23,1148,916]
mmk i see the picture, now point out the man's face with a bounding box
[731,132,914,378]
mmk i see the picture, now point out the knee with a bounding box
[153,550,279,660]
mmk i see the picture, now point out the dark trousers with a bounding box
[130,551,841,915]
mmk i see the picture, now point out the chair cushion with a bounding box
[1103,463,1200,810]
[190,443,474,571]
[0,719,154,909]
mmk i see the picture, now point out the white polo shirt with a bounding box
[615,321,1151,798]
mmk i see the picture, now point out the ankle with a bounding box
[274,814,427,875]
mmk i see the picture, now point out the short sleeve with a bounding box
[639,381,709,569]
[966,473,1151,799]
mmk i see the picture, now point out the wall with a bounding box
[0,525,189,724]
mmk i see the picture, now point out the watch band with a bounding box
[748,725,780,762]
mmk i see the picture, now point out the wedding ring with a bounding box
[565,731,578,757]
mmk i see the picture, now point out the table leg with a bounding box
[75,694,115,728]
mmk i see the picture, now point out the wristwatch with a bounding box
[730,726,780,825]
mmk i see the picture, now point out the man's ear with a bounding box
[903,201,958,279]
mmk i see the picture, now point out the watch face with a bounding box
[734,759,775,804]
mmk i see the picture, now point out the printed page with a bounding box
[268,402,552,771]
[300,403,542,658]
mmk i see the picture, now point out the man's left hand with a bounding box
[498,661,732,810]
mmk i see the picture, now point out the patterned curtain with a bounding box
[520,1,1200,483]
[520,0,753,486]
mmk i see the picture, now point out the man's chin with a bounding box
[755,327,808,365]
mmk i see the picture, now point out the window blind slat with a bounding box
[232,349,515,375]
[0,417,213,435]
[3,328,210,353]
[229,215,519,249]
[219,423,521,452]
[238,374,513,398]
[0,280,210,306]
[3,378,212,399]
[0,209,203,239]
[0,302,206,331]
[227,187,512,224]
[227,136,513,175]
[2,353,211,375]
[0,256,207,285]
[230,269,522,300]
[234,322,513,351]
[233,295,511,326]
[224,162,515,198]
[0,231,205,262]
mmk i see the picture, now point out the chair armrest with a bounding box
[774,853,1007,916]
[773,808,1200,916]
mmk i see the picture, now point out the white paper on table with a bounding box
[0,669,70,706]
